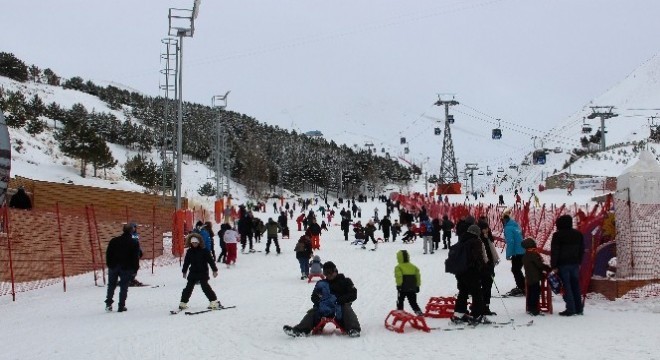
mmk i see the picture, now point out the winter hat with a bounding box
[313,255,321,262]
[465,215,476,225]
[522,238,537,249]
[195,221,204,227]
[467,225,481,236]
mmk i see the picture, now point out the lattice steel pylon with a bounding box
[435,96,459,184]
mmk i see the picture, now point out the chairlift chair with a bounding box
[447,115,455,124]
[486,170,493,176]
[497,167,504,173]
[533,150,546,165]
[404,147,409,154]
[477,171,484,176]
[434,128,441,135]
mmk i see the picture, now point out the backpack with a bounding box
[445,240,469,275]
[294,241,305,252]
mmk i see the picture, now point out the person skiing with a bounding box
[394,250,423,316]
[178,233,221,311]
[264,217,281,255]
[283,261,361,337]
[105,224,140,312]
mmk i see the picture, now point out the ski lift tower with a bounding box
[465,163,479,194]
[435,95,460,185]
[168,0,201,210]
[587,106,618,152]
[212,91,230,200]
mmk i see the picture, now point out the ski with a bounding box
[170,309,183,315]
[430,320,532,331]
[184,306,236,315]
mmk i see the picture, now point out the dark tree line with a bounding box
[0,52,412,195]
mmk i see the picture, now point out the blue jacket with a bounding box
[503,219,525,258]
[195,228,213,253]
[313,280,342,320]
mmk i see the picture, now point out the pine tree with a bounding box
[89,137,117,178]
[0,52,29,82]
[197,182,217,197]
[43,68,60,86]
[4,91,28,128]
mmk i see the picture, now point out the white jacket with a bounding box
[223,229,240,244]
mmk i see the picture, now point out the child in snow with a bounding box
[309,255,324,278]
[521,238,551,316]
[178,233,221,310]
[312,279,342,323]
[394,250,423,316]
[223,225,240,267]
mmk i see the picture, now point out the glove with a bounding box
[213,271,218,278]
[182,272,187,279]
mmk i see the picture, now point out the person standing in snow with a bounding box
[128,222,144,287]
[394,250,423,316]
[502,212,526,296]
[264,217,281,255]
[451,225,490,324]
[478,218,499,315]
[105,224,140,312]
[420,216,434,254]
[217,223,230,263]
[550,214,585,316]
[441,215,454,249]
[283,261,361,337]
[223,225,240,267]
[380,215,392,242]
[362,219,378,250]
[178,233,221,311]
[295,235,314,280]
[308,217,322,250]
[522,238,551,316]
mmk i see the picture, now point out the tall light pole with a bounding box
[212,91,230,200]
[168,0,201,210]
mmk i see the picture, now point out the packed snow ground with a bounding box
[1,198,659,360]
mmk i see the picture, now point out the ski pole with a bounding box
[492,275,515,328]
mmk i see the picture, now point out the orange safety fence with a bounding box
[0,203,182,301]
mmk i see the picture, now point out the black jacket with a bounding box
[551,215,584,268]
[106,231,140,271]
[312,273,357,305]
[182,246,218,281]
[278,214,288,228]
[308,223,322,236]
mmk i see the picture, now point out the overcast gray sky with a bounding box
[3,0,660,170]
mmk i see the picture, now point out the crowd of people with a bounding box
[103,194,586,337]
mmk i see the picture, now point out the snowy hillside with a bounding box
[0,75,251,209]
[464,54,660,194]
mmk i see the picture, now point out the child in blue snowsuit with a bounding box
[313,280,342,323]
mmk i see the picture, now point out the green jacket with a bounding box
[394,250,421,292]
[265,220,280,237]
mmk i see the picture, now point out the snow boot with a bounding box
[117,306,127,312]
[283,325,307,337]
[179,302,189,310]
[347,329,361,338]
[208,300,221,310]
